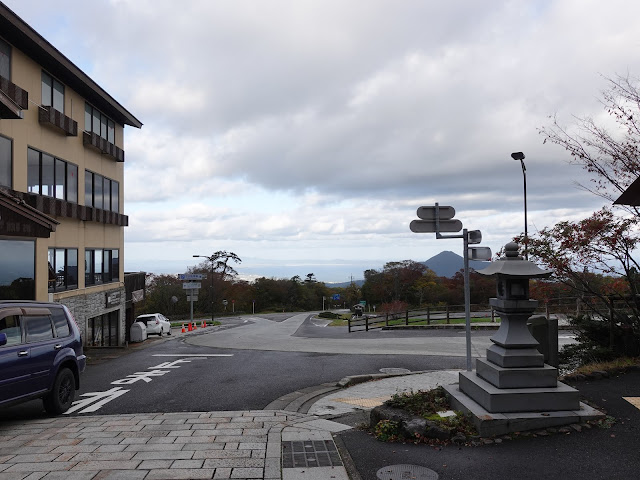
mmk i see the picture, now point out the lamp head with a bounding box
[511,152,525,161]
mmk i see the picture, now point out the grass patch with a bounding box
[328,318,349,326]
[571,356,639,376]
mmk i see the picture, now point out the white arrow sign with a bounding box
[410,219,463,233]
[416,205,456,220]
[178,274,204,280]
[182,282,201,289]
[468,247,492,261]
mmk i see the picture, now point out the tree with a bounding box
[539,74,640,213]
[516,209,640,316]
[192,251,242,315]
[532,74,640,361]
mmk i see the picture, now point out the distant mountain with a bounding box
[324,251,490,287]
[423,250,490,278]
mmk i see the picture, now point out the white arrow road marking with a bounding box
[151,354,233,357]
[65,387,130,414]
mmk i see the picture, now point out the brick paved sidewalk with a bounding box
[0,410,351,480]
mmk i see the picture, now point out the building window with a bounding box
[85,103,115,144]
[27,148,78,202]
[0,134,11,188]
[84,170,119,212]
[0,37,10,79]
[85,248,119,286]
[0,239,35,300]
[47,248,78,292]
[88,310,119,346]
[41,71,64,112]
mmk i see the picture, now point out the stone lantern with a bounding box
[444,242,603,435]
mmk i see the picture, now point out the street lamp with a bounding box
[193,254,214,322]
[511,152,528,260]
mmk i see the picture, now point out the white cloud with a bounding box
[6,0,639,279]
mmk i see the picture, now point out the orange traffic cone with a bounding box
[188,323,192,332]
[202,320,207,328]
[181,323,185,333]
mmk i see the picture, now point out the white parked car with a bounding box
[136,313,172,336]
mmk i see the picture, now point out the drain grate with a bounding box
[281,440,343,468]
[377,464,439,480]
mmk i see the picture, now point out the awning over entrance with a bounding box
[0,189,58,238]
[614,176,640,206]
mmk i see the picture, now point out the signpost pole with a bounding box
[190,289,194,325]
[411,204,487,372]
[463,229,472,371]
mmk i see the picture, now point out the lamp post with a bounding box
[193,254,214,322]
[511,152,528,259]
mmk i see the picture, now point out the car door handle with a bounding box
[18,351,28,357]
[54,344,63,350]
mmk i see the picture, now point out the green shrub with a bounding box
[373,420,400,442]
[559,314,640,372]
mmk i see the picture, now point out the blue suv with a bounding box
[0,301,86,414]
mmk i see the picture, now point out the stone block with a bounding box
[458,371,580,413]
[486,344,544,368]
[476,358,558,388]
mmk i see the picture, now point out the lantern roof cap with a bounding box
[477,242,553,278]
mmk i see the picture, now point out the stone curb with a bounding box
[336,370,434,388]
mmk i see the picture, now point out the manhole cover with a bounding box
[379,368,411,375]
[377,464,439,480]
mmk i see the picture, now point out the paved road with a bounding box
[0,312,575,419]
[187,313,495,356]
[0,314,477,420]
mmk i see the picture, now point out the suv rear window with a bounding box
[24,315,54,343]
[51,308,70,337]
[0,315,22,346]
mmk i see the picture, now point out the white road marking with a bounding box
[151,354,233,357]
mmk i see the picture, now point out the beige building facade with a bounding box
[0,2,142,346]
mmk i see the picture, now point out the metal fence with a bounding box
[347,304,493,332]
[347,296,639,333]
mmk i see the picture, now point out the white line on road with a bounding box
[151,354,234,357]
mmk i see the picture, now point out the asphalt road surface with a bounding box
[0,312,573,421]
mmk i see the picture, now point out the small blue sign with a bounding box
[332,294,341,301]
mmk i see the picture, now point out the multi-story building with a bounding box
[0,2,142,347]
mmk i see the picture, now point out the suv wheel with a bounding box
[43,368,75,415]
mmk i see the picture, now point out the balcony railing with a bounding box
[7,189,128,227]
[0,75,28,119]
[83,131,125,162]
[38,105,78,136]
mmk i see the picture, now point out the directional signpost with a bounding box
[410,203,492,371]
[410,219,462,233]
[179,275,203,324]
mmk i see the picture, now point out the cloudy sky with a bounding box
[6,0,639,281]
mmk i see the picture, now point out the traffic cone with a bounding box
[202,320,207,328]
[181,323,185,333]
[188,323,192,332]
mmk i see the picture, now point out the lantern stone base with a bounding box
[476,358,558,388]
[443,382,605,437]
[458,370,580,413]
[486,344,544,368]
